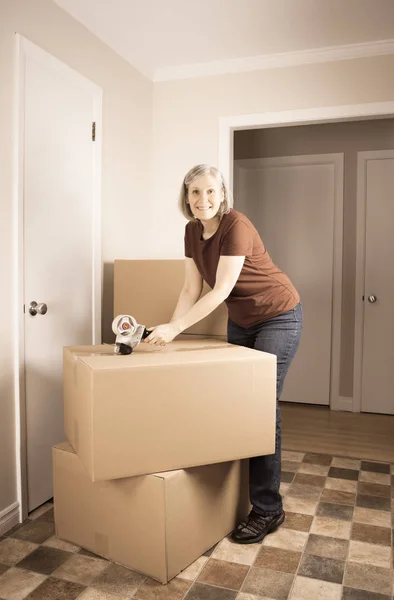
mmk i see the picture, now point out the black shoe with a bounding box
[231,509,285,544]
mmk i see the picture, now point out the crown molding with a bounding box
[153,38,394,82]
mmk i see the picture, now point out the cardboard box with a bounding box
[53,442,249,583]
[64,337,276,481]
[113,259,228,336]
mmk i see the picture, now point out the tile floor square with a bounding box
[302,453,333,466]
[348,540,391,569]
[16,546,71,575]
[290,576,342,600]
[196,558,249,591]
[304,533,348,560]
[343,562,392,596]
[25,576,86,600]
[297,553,345,584]
[361,461,391,474]
[325,478,358,493]
[0,567,46,599]
[241,567,294,600]
[253,545,301,574]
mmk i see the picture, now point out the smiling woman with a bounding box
[145,163,303,545]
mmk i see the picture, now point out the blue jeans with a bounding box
[227,303,303,516]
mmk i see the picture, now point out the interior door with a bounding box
[357,150,394,415]
[22,41,101,511]
[234,155,343,406]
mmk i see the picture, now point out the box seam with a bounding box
[163,478,169,582]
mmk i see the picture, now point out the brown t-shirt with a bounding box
[184,208,300,328]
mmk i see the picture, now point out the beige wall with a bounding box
[234,120,394,398]
[0,0,152,517]
[152,55,394,258]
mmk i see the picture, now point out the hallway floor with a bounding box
[1,405,393,600]
[281,403,394,463]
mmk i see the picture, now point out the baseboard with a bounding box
[0,502,20,535]
[331,396,354,412]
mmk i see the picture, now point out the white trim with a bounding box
[14,35,102,520]
[335,396,354,412]
[219,102,394,191]
[14,33,28,523]
[154,39,394,82]
[234,154,343,411]
[92,90,103,344]
[0,503,20,536]
[330,155,344,412]
[353,150,394,413]
[353,153,367,414]
[218,100,394,413]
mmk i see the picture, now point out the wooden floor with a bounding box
[281,402,394,462]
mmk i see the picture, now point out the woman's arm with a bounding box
[175,255,245,332]
[145,255,245,344]
[170,258,203,322]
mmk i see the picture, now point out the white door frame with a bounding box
[13,35,103,521]
[218,101,394,413]
[353,149,394,413]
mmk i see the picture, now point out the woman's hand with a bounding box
[144,322,180,346]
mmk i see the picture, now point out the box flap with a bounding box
[151,470,181,481]
[53,441,75,453]
[54,442,181,480]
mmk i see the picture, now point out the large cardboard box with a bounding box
[64,337,276,481]
[113,259,228,336]
[53,442,249,583]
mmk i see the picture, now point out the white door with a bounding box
[234,155,343,407]
[355,150,394,415]
[20,38,102,511]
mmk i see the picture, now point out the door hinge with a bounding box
[92,121,96,142]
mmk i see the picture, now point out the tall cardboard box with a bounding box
[113,259,228,336]
[63,337,276,481]
[53,442,249,583]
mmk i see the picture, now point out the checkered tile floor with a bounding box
[0,451,393,600]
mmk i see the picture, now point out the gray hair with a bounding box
[179,164,232,220]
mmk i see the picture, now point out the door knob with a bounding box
[29,301,48,316]
[367,295,377,303]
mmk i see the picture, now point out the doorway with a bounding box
[219,103,394,413]
[15,36,102,516]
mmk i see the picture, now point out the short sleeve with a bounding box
[220,220,253,256]
[184,225,192,258]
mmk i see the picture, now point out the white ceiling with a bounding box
[54,0,394,81]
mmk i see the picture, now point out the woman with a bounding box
[145,164,302,544]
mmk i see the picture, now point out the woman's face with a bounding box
[187,174,223,223]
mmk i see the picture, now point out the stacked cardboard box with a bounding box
[53,260,277,583]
